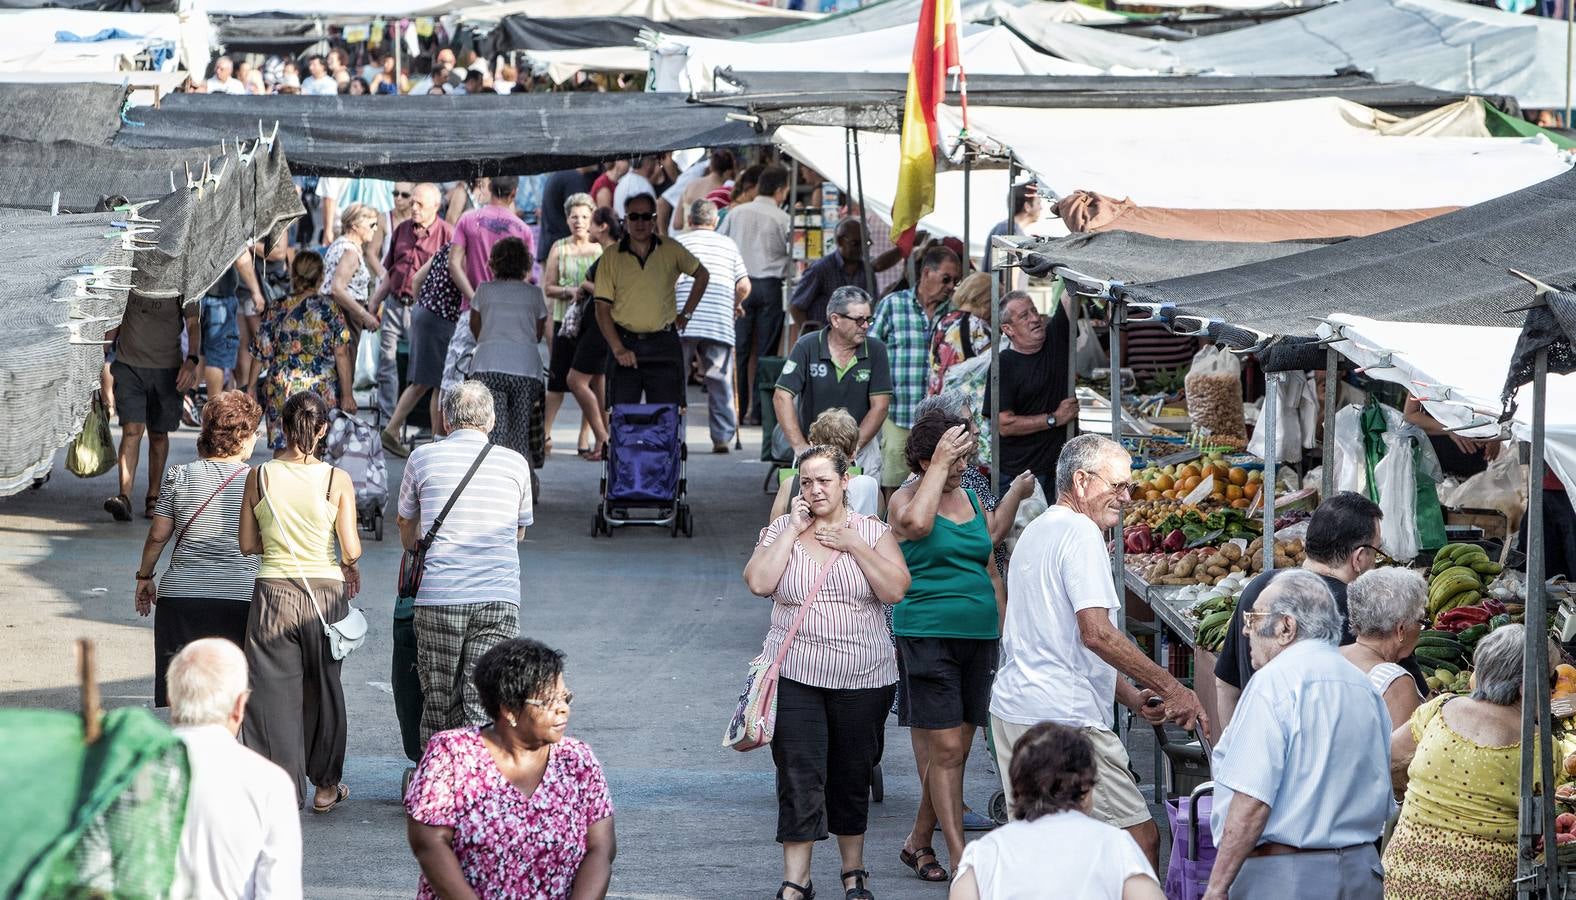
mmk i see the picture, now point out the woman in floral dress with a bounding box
[253,251,354,450]
[407,638,615,899]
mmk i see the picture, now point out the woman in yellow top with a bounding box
[1384,624,1555,898]
[239,390,363,813]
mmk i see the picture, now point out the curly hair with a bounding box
[806,408,859,459]
[904,408,968,475]
[197,391,262,458]
[473,638,566,720]
[488,236,530,281]
[1010,722,1098,822]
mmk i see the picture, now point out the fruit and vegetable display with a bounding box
[1426,543,1506,618]
[1133,536,1303,587]
[1189,584,1248,653]
[1131,459,1263,508]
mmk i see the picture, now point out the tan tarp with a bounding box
[1053,191,1459,242]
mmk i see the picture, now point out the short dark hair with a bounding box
[281,390,329,455]
[735,164,765,196]
[1010,182,1037,216]
[592,205,623,241]
[623,192,657,214]
[473,638,566,720]
[1305,491,1384,565]
[905,409,968,475]
[488,175,519,200]
[489,236,530,281]
[920,244,960,274]
[708,148,737,176]
[757,165,790,198]
[198,390,262,458]
[1010,723,1099,821]
[463,69,483,84]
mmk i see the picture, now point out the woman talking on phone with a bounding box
[743,445,911,900]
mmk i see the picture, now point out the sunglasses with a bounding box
[523,690,574,710]
[394,191,412,199]
[626,212,657,222]
[834,313,874,327]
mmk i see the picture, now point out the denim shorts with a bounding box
[201,294,240,370]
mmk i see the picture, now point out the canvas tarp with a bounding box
[113,91,773,180]
[939,99,1574,210]
[1052,191,1455,241]
[1012,229,1323,284]
[477,13,807,52]
[745,0,1125,44]
[773,124,1067,261]
[527,22,1099,87]
[455,0,819,27]
[1020,0,1576,109]
[1113,168,1576,345]
[0,8,209,79]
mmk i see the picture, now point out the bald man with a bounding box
[372,182,452,417]
[168,639,301,899]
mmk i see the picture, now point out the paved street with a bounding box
[0,393,1167,898]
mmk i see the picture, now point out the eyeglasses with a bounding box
[834,313,874,327]
[1086,473,1135,495]
[394,191,412,199]
[1242,610,1280,628]
[524,691,574,710]
[626,212,657,222]
[938,274,957,285]
[1415,616,1432,628]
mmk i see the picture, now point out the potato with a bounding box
[1221,543,1242,562]
[1173,555,1198,578]
[1204,553,1229,568]
[1205,565,1228,578]
[1274,554,1295,569]
[1148,562,1170,581]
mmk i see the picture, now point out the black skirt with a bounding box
[154,596,251,707]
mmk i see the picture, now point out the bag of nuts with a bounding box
[1184,345,1246,439]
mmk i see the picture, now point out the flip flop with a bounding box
[899,846,948,882]
[311,783,349,814]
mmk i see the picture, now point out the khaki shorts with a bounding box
[880,420,910,488]
[989,715,1152,830]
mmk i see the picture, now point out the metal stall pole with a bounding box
[1110,300,1127,632]
[991,266,1003,499]
[393,20,402,95]
[1262,370,1281,573]
[851,126,876,300]
[963,148,972,272]
[1518,347,1556,899]
[783,157,799,357]
[1322,348,1338,499]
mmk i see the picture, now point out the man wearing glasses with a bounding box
[772,286,893,475]
[995,289,1081,500]
[593,192,710,405]
[371,183,450,419]
[870,243,960,497]
[1213,491,1392,731]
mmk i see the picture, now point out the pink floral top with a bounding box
[406,729,614,899]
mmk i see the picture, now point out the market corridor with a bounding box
[0,399,1123,898]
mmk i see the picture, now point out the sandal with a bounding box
[103,494,132,522]
[311,783,349,813]
[899,846,948,883]
[775,880,814,900]
[841,869,874,900]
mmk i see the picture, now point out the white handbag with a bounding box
[314,599,369,661]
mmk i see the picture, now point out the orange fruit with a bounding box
[1212,463,1230,481]
[1228,467,1248,486]
[1243,482,1260,499]
[1144,490,1161,501]
[1162,490,1176,500]
[1179,464,1201,480]
[1182,476,1201,491]
[1231,498,1251,509]
[1153,474,1175,491]
[1225,484,1244,501]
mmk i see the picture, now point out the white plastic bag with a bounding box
[1074,319,1108,379]
[1440,442,1528,533]
[353,330,378,390]
[1331,404,1367,495]
[1246,371,1308,464]
[1184,345,1245,438]
[1373,432,1419,561]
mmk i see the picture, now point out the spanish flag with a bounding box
[892,0,965,253]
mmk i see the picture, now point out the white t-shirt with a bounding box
[172,725,302,900]
[612,172,655,218]
[991,504,1120,728]
[206,76,247,95]
[846,473,879,517]
[301,74,338,96]
[957,810,1156,900]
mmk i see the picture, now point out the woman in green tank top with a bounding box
[542,193,605,457]
[887,409,1005,884]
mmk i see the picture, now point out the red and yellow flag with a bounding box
[892,0,965,253]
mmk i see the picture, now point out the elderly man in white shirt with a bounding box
[718,163,792,424]
[990,433,1207,872]
[1204,568,1393,900]
[168,638,302,900]
[674,198,750,452]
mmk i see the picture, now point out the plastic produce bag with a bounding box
[1331,404,1368,494]
[1373,433,1419,561]
[66,392,114,478]
[353,330,378,390]
[1074,318,1108,380]
[1183,345,1245,439]
[1440,443,1527,533]
[1246,371,1309,464]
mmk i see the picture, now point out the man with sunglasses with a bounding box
[593,192,709,405]
[772,286,892,475]
[870,243,960,497]
[1213,491,1410,732]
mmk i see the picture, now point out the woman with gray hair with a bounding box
[1383,623,1558,899]
[322,203,381,333]
[1340,567,1426,728]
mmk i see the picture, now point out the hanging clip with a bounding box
[1505,268,1557,313]
[1169,315,1213,337]
[112,200,159,224]
[1354,350,1396,374]
[208,156,228,188]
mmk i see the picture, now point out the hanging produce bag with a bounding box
[1183,345,1246,439]
[66,392,115,479]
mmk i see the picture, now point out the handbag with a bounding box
[723,551,846,752]
[397,444,493,601]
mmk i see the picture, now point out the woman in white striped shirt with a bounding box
[744,445,911,900]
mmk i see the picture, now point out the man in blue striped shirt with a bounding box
[675,199,751,452]
[397,381,533,747]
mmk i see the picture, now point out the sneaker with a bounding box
[103,494,132,522]
[962,809,997,831]
[381,429,410,459]
[712,442,730,454]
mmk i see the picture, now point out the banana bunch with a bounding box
[1191,595,1241,652]
[1427,544,1503,617]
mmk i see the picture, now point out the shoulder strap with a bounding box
[173,464,248,549]
[418,444,493,551]
[766,551,846,677]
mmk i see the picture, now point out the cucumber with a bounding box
[1421,629,1460,642]
[1427,660,1461,676]
[1415,636,1464,651]
[1416,647,1465,666]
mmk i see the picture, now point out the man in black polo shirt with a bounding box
[995,290,1079,498]
[772,286,893,476]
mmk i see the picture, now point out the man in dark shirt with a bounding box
[995,290,1079,498]
[1213,492,1399,732]
[773,286,893,474]
[370,183,451,418]
[536,166,598,265]
[788,219,905,328]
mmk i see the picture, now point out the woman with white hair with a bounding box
[1384,624,1559,899]
[1340,567,1427,728]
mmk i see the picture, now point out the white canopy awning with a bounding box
[457,0,820,26]
[0,8,209,81]
[939,98,1575,210]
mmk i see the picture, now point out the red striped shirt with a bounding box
[758,513,900,691]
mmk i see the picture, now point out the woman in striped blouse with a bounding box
[744,445,911,900]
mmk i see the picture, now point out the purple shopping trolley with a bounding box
[1157,725,1216,900]
[592,403,692,538]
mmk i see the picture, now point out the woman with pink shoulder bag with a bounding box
[743,445,910,900]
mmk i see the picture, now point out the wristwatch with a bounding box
[185,354,199,366]
[1046,412,1059,428]
[136,570,155,580]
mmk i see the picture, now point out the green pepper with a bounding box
[1456,624,1491,647]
